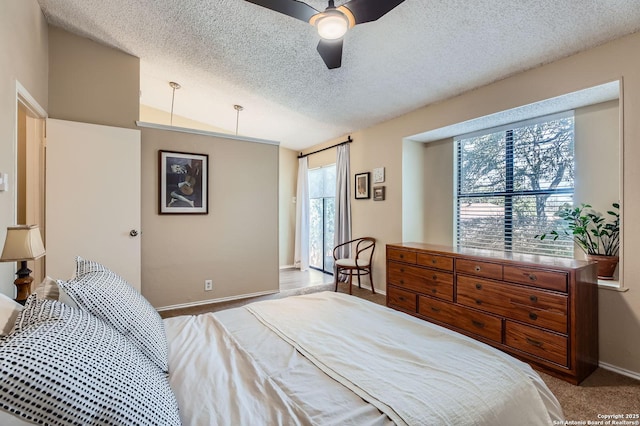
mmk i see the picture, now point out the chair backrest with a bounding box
[354,237,375,262]
[333,237,376,263]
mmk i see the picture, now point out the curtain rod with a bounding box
[298,136,353,158]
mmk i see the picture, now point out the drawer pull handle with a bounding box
[432,259,437,264]
[431,306,440,313]
[529,295,538,303]
[474,266,481,272]
[398,296,405,301]
[475,283,482,290]
[475,299,482,305]
[528,274,537,281]
[400,268,405,273]
[400,280,404,284]
[399,254,404,259]
[432,274,437,280]
[431,289,437,294]
[529,312,538,320]
[526,337,543,348]
[472,320,485,329]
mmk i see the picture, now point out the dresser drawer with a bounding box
[456,258,503,280]
[503,265,567,292]
[417,253,454,271]
[388,261,454,301]
[457,275,568,334]
[505,321,568,366]
[418,296,502,343]
[387,248,417,264]
[387,286,417,312]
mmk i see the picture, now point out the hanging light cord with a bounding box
[169,82,181,126]
[234,105,244,135]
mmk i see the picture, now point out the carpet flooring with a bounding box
[161,282,640,423]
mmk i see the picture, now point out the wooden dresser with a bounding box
[386,242,598,384]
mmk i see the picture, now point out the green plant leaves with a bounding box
[534,202,620,256]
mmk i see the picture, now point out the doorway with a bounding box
[16,87,47,285]
[308,164,336,274]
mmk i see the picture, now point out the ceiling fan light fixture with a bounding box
[315,9,349,40]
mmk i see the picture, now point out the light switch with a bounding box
[0,173,7,192]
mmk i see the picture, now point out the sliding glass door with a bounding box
[309,165,336,274]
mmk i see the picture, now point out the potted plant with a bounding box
[535,202,620,279]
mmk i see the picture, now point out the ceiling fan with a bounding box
[245,0,406,69]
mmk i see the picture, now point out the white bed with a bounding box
[165,291,564,425]
[1,258,564,425]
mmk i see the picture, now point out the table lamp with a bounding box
[0,225,46,304]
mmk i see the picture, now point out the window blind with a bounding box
[455,111,575,257]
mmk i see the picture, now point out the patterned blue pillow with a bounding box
[0,295,180,425]
[58,257,169,372]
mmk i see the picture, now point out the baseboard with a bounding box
[599,361,640,381]
[349,283,386,296]
[156,290,279,312]
[156,282,385,312]
[279,265,296,270]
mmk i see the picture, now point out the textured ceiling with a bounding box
[37,0,640,150]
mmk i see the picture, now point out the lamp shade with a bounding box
[0,225,46,262]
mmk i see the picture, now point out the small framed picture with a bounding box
[355,172,370,199]
[373,186,386,201]
[373,167,385,183]
[159,150,209,214]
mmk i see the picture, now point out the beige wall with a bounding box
[48,26,139,129]
[141,127,279,308]
[401,139,426,242]
[139,105,298,268]
[279,147,298,267]
[303,32,640,375]
[574,100,620,219]
[421,138,454,245]
[0,0,48,297]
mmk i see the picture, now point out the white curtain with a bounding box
[334,144,352,262]
[294,157,310,271]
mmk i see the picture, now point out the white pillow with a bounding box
[0,295,181,425]
[57,257,169,372]
[33,276,59,300]
[0,293,22,336]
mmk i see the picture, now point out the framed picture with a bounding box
[373,186,386,201]
[159,150,208,214]
[355,172,370,199]
[373,167,385,183]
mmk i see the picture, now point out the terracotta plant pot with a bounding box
[586,254,619,280]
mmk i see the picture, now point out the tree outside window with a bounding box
[456,112,575,257]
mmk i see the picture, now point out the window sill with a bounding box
[597,280,628,292]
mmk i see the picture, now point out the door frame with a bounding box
[15,80,47,284]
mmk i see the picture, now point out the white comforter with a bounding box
[165,291,564,425]
[164,311,314,426]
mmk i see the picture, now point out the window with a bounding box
[455,112,575,257]
[309,164,336,273]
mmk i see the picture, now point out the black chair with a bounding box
[333,237,376,295]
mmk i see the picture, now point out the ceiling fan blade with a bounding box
[244,0,318,23]
[317,39,343,69]
[341,0,405,24]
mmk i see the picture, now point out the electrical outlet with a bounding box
[204,279,213,291]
